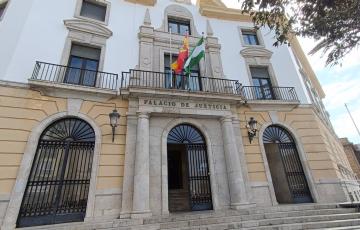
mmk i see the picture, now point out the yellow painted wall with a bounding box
[0,85,128,196]
[237,105,350,183]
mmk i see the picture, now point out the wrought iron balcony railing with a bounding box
[241,86,299,101]
[30,61,118,91]
[121,69,242,96]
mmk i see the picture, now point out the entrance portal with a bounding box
[17,118,95,227]
[167,124,212,212]
[263,125,313,204]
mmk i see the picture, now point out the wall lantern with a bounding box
[109,109,120,142]
[246,117,258,144]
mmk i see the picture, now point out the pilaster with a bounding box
[131,112,151,218]
[206,36,224,78]
[220,116,250,209]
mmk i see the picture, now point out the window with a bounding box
[0,1,8,19]
[164,54,200,90]
[80,0,107,22]
[242,30,259,46]
[168,18,191,35]
[250,67,274,99]
[65,44,101,87]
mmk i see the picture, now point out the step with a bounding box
[140,207,355,226]
[318,226,360,230]
[245,218,360,230]
[160,211,360,230]
[156,211,359,229]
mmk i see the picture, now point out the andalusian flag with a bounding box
[184,37,205,74]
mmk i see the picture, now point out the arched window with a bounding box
[17,118,95,227]
[167,124,205,144]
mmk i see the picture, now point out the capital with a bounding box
[220,116,233,124]
[137,112,150,119]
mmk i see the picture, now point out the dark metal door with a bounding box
[279,143,313,203]
[186,144,212,211]
[17,140,94,227]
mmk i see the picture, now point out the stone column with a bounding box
[206,36,224,78]
[131,112,151,218]
[220,116,248,209]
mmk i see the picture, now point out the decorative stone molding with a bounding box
[240,47,273,59]
[206,19,214,37]
[206,36,224,78]
[64,19,113,39]
[172,0,191,5]
[143,8,151,26]
[60,19,113,74]
[240,47,279,88]
[157,4,200,37]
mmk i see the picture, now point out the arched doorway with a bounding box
[263,125,313,204]
[167,124,212,212]
[17,118,95,227]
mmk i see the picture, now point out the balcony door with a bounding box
[164,54,201,91]
[250,67,274,100]
[65,44,100,87]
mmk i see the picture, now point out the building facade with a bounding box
[0,0,356,228]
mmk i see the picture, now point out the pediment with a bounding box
[240,47,273,59]
[64,19,113,38]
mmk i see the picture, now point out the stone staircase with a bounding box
[19,204,360,230]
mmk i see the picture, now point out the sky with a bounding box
[219,0,360,144]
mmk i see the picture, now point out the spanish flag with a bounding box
[171,34,189,74]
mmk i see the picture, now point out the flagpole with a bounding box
[202,32,208,92]
[169,28,173,88]
[345,103,360,139]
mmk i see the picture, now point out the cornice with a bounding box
[198,0,252,22]
[125,0,156,6]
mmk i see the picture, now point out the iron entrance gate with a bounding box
[263,125,313,204]
[17,118,95,227]
[167,124,213,211]
[186,144,213,211]
[278,143,313,203]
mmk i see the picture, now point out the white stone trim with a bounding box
[238,26,265,48]
[1,111,102,229]
[244,61,279,88]
[58,19,113,88]
[159,4,200,37]
[258,122,320,205]
[160,118,220,215]
[74,0,111,26]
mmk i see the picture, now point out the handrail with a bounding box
[30,61,118,91]
[121,69,242,96]
[241,86,299,101]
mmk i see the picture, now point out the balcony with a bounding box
[241,86,299,102]
[29,61,118,93]
[121,69,242,98]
